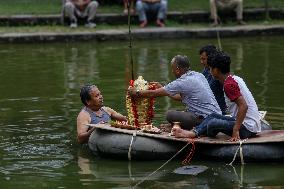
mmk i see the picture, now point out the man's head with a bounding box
[170,55,190,78]
[199,44,217,67]
[80,84,103,109]
[207,51,231,79]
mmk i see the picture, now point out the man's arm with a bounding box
[149,82,182,101]
[104,107,128,122]
[129,87,169,98]
[77,111,95,144]
[231,96,248,141]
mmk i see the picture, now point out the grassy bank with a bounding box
[0,0,283,15]
[0,20,283,34]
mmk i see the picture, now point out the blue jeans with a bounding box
[193,113,256,139]
[136,0,167,21]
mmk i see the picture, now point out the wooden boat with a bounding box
[88,124,284,162]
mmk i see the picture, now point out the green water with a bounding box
[0,36,283,188]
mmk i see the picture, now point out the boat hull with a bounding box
[88,124,284,162]
[88,128,185,160]
[197,143,284,162]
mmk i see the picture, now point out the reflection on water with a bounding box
[76,148,284,189]
[0,36,283,188]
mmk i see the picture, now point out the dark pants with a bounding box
[166,110,201,130]
[194,113,256,139]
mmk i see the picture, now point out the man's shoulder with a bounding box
[77,108,90,119]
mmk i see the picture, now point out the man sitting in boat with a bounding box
[77,84,127,144]
[199,44,227,115]
[172,51,261,141]
[128,55,222,130]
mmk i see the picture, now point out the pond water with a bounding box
[0,36,283,188]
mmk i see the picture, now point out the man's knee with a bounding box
[64,2,75,10]
[89,1,99,8]
[136,1,143,11]
[160,0,167,9]
[206,118,219,137]
[165,110,175,122]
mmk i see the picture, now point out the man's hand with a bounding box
[149,81,163,89]
[127,87,137,97]
[230,127,240,142]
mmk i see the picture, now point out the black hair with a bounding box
[207,51,231,74]
[172,55,190,70]
[199,44,217,56]
[80,84,97,106]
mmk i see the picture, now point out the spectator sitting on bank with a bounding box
[210,0,246,27]
[123,0,136,15]
[63,0,99,28]
[136,0,167,28]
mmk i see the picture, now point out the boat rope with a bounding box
[132,142,191,189]
[128,131,137,161]
[182,139,196,165]
[227,163,244,187]
[228,139,247,165]
[127,0,135,80]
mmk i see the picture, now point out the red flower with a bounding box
[129,80,134,87]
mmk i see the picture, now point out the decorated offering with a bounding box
[110,120,136,130]
[126,76,156,128]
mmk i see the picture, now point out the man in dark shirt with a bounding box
[199,45,227,115]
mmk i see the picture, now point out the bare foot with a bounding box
[123,9,128,15]
[210,21,219,27]
[156,19,165,27]
[172,127,196,138]
[139,20,147,28]
[237,20,246,25]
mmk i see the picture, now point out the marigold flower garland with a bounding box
[126,76,156,128]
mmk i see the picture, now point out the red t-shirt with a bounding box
[224,75,241,102]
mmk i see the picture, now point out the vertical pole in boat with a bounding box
[127,0,135,80]
[264,0,270,21]
[216,29,222,51]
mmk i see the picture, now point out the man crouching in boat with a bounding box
[128,55,222,130]
[172,51,261,141]
[77,84,127,144]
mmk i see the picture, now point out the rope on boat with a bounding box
[182,139,196,165]
[228,139,247,165]
[132,142,191,189]
[128,131,137,161]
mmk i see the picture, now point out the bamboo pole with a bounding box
[264,0,270,21]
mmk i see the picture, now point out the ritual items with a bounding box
[126,76,156,128]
